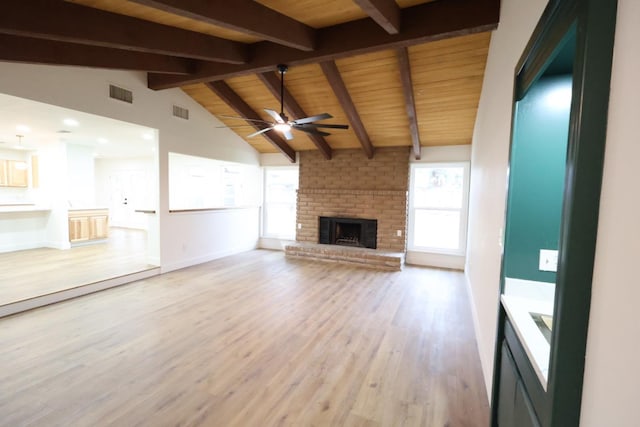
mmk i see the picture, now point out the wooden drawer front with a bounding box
[89,215,109,240]
[69,209,109,242]
[69,217,89,242]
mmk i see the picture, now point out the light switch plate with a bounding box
[539,249,558,272]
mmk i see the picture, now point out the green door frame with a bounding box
[490,0,618,426]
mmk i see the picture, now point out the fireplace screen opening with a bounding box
[318,216,377,249]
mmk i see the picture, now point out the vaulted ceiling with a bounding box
[0,0,499,162]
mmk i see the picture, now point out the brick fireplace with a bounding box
[295,147,410,253]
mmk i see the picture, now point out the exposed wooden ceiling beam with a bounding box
[206,81,296,163]
[148,0,499,89]
[257,71,332,160]
[397,47,421,160]
[129,0,316,51]
[0,34,193,75]
[0,0,247,63]
[353,0,401,34]
[320,61,374,159]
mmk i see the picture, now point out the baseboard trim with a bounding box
[464,270,493,401]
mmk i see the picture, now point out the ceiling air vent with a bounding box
[173,105,189,120]
[109,84,133,104]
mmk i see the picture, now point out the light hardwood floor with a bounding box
[0,250,489,426]
[0,228,154,306]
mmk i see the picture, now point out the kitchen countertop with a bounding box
[68,207,109,211]
[502,278,555,390]
[0,204,50,213]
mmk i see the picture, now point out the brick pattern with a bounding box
[285,243,404,271]
[296,147,410,252]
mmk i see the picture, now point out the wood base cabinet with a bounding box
[69,209,109,243]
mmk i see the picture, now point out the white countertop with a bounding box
[0,204,50,213]
[68,206,109,211]
[502,278,555,390]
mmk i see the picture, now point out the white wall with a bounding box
[67,144,96,207]
[580,1,640,425]
[0,63,260,271]
[468,2,640,425]
[411,144,471,164]
[465,0,547,396]
[260,152,298,166]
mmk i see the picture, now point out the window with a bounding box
[262,167,299,239]
[168,152,260,210]
[408,163,470,255]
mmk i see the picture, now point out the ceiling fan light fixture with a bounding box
[274,123,291,133]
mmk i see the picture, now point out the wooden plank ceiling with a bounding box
[1,0,498,162]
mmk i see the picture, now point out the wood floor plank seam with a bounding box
[0,250,489,426]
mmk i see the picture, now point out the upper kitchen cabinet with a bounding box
[0,158,29,188]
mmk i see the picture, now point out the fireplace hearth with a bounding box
[318,216,377,249]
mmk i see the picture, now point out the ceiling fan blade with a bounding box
[217,115,271,124]
[247,127,273,138]
[294,126,331,137]
[292,113,333,125]
[283,129,294,140]
[296,123,349,130]
[264,108,285,124]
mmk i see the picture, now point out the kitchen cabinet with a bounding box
[31,155,39,188]
[498,342,541,427]
[68,209,109,243]
[89,215,109,240]
[68,216,89,242]
[0,159,28,187]
[0,160,6,186]
[8,160,28,187]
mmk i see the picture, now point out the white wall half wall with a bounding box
[0,63,260,272]
[162,207,260,272]
[465,0,547,397]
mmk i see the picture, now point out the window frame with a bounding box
[407,161,471,256]
[261,165,299,240]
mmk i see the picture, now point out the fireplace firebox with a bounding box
[318,216,377,249]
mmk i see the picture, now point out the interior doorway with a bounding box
[0,93,160,311]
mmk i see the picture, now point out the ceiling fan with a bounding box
[219,64,349,140]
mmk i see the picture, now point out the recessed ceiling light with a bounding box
[63,118,79,127]
[98,137,109,144]
[16,124,31,133]
[142,132,153,140]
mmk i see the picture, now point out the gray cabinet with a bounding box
[498,343,540,427]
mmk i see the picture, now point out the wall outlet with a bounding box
[396,230,402,237]
[539,249,558,272]
[297,223,302,229]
